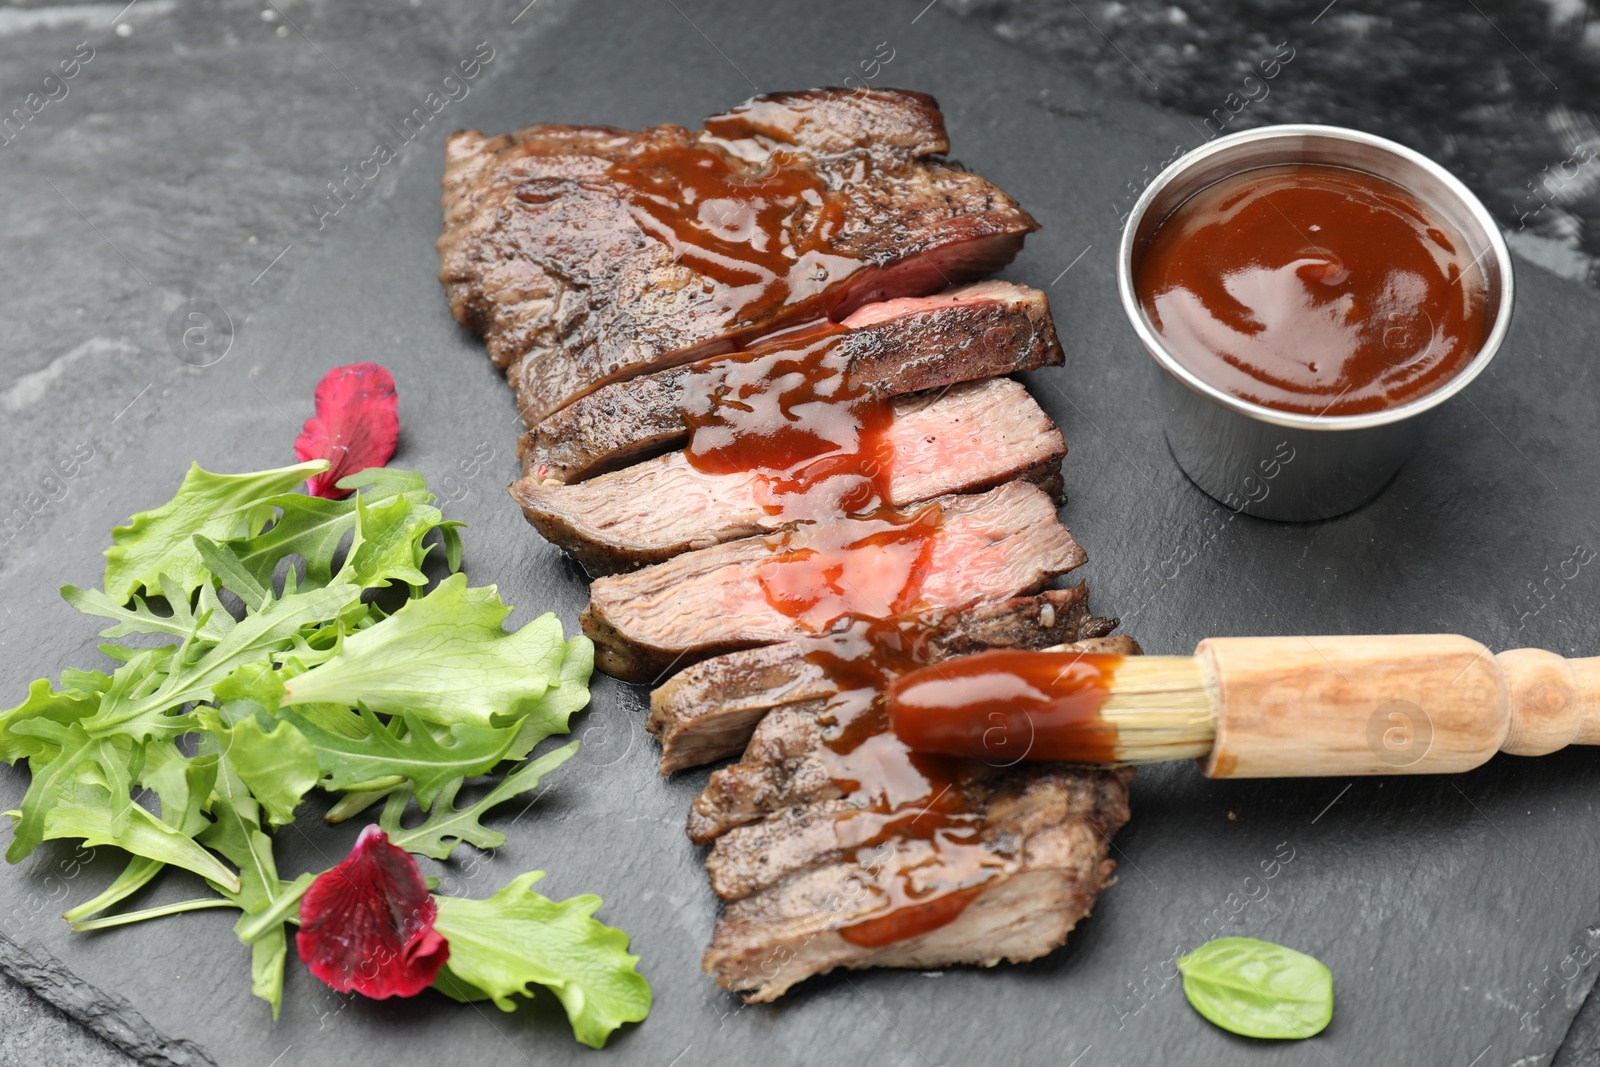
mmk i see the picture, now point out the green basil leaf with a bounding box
[1176,936,1333,1040]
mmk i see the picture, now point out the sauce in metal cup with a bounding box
[1117,125,1514,521]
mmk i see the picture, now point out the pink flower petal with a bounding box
[296,825,448,999]
[294,363,400,499]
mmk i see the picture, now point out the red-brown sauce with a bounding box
[681,329,943,632]
[888,650,1123,763]
[1135,163,1490,416]
[794,620,1010,947]
[641,128,984,945]
[606,140,862,326]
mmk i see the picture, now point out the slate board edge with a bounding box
[0,928,214,1067]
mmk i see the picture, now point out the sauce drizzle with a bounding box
[798,620,1011,946]
[606,140,862,327]
[681,328,943,631]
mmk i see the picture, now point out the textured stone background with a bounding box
[2,1,1599,1064]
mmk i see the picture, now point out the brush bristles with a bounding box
[1103,655,1217,763]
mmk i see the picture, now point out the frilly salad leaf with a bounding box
[0,459,632,1037]
[281,575,582,730]
[102,461,328,602]
[433,871,651,1049]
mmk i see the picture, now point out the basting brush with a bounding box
[887,635,1600,776]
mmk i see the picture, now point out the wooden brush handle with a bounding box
[1196,635,1600,778]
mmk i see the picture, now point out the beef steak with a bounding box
[702,765,1132,1001]
[438,89,1039,424]
[648,587,1125,774]
[511,376,1064,575]
[519,280,1064,484]
[581,480,1087,681]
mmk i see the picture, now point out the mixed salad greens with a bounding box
[0,459,648,1047]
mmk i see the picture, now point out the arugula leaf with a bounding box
[282,576,574,729]
[433,871,651,1049]
[197,732,299,1016]
[63,580,234,644]
[13,773,239,891]
[7,718,127,862]
[281,707,518,809]
[337,466,430,498]
[202,469,444,597]
[139,738,219,837]
[103,461,328,602]
[62,855,165,925]
[1176,937,1333,1040]
[382,739,580,860]
[81,584,360,741]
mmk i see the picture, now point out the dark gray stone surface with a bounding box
[2,1,1600,1065]
[947,0,1600,286]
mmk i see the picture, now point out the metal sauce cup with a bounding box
[1116,124,1514,521]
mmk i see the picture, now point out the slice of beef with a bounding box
[702,765,1132,1001]
[648,587,1122,774]
[684,639,1126,844]
[581,481,1087,682]
[511,377,1065,575]
[438,89,1039,425]
[684,633,1139,844]
[519,280,1064,484]
[705,758,1122,902]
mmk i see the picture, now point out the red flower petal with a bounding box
[294,363,399,499]
[295,825,448,999]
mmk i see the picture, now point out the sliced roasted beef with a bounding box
[702,765,1132,1001]
[581,481,1087,682]
[438,89,1039,425]
[648,588,1122,774]
[685,633,1139,843]
[511,377,1064,575]
[519,280,1064,484]
[705,760,1122,902]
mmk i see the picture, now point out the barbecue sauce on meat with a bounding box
[660,161,1020,946]
[605,141,862,327]
[681,328,944,632]
[888,650,1123,763]
[794,619,1011,947]
[1135,163,1490,415]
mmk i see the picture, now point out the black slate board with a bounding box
[3,1,1600,1064]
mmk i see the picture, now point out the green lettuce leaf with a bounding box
[281,575,574,729]
[0,678,104,762]
[223,714,319,828]
[103,461,328,602]
[433,871,651,1048]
